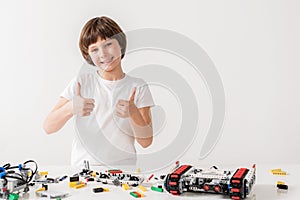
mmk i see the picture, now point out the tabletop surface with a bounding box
[1,164,299,200]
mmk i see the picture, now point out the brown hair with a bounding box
[79,16,127,65]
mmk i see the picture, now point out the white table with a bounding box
[7,164,300,200]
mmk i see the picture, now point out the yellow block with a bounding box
[277,181,285,185]
[138,185,147,192]
[69,182,78,187]
[270,168,287,176]
[69,181,85,188]
[136,168,141,174]
[74,183,86,189]
[273,171,287,176]
[270,168,282,173]
[122,184,130,190]
[39,171,49,176]
[35,187,46,194]
[103,188,109,192]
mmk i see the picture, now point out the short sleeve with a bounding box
[135,80,155,109]
[60,77,78,100]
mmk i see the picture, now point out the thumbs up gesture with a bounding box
[115,87,137,118]
[72,83,95,116]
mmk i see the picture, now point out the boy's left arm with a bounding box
[129,106,153,148]
[115,88,153,148]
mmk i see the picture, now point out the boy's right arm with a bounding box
[43,97,73,134]
[43,83,95,134]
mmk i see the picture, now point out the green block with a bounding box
[151,186,163,192]
[130,191,139,198]
[8,193,19,200]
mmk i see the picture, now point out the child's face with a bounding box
[88,37,122,71]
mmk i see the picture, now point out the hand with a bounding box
[115,87,138,118]
[72,83,95,116]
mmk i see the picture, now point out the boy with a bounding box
[43,16,154,167]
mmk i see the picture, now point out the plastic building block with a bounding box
[136,168,141,174]
[74,183,86,189]
[138,185,147,192]
[0,172,7,179]
[108,169,123,174]
[122,183,130,190]
[39,171,49,176]
[130,191,139,198]
[69,181,86,188]
[69,181,79,187]
[137,191,145,197]
[59,175,68,181]
[86,177,94,182]
[277,184,288,190]
[270,169,287,176]
[146,174,154,182]
[277,181,288,190]
[130,191,144,198]
[151,186,163,192]
[93,187,104,193]
[0,167,5,173]
[69,176,80,182]
[112,178,121,186]
[8,193,19,200]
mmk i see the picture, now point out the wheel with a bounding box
[178,181,183,194]
[203,184,210,191]
[214,185,221,193]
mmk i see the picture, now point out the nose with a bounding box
[97,47,108,59]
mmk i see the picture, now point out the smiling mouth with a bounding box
[100,57,114,64]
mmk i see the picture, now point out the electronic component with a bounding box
[0,160,38,199]
[164,164,256,199]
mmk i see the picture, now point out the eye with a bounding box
[105,42,112,47]
[91,48,98,53]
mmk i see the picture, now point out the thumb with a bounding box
[129,87,136,102]
[76,82,82,96]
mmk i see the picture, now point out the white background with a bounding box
[0,0,299,167]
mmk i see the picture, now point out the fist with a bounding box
[72,83,95,116]
[115,88,137,118]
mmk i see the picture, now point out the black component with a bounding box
[277,184,288,190]
[99,174,109,179]
[59,175,68,181]
[160,175,166,180]
[129,176,139,181]
[23,186,29,193]
[46,178,55,183]
[93,187,104,193]
[86,177,95,182]
[70,176,79,182]
[42,184,48,190]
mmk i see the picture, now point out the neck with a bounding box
[97,69,125,81]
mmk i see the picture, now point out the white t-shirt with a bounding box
[61,71,154,167]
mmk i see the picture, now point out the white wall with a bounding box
[0,0,299,166]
